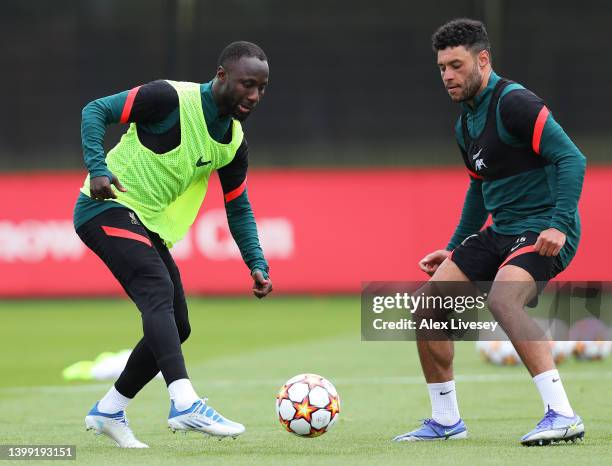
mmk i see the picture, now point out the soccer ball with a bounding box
[548,340,575,364]
[573,340,612,360]
[569,318,612,360]
[276,373,340,437]
[476,318,575,366]
[476,340,573,366]
[476,340,521,366]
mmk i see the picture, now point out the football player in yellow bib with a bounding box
[76,42,272,447]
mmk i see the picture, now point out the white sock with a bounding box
[533,369,573,417]
[427,380,461,426]
[168,378,199,411]
[98,385,131,414]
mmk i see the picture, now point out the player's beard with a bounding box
[458,62,483,102]
[232,105,251,122]
[228,96,252,122]
[217,91,251,121]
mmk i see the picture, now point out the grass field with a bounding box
[1,296,611,465]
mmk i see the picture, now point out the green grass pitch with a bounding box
[1,296,611,465]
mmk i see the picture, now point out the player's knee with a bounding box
[151,274,175,304]
[172,295,190,342]
[131,272,175,311]
[412,307,427,323]
[177,320,191,342]
[412,288,442,323]
[413,302,438,324]
[487,293,513,319]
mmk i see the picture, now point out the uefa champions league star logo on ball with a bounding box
[276,374,340,437]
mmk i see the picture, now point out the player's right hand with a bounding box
[90,174,127,200]
[418,249,451,276]
[252,270,273,299]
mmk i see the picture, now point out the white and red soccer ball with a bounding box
[477,340,522,366]
[570,318,612,360]
[476,340,576,366]
[476,317,612,366]
[276,373,340,437]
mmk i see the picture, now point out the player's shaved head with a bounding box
[213,41,269,121]
[218,41,267,68]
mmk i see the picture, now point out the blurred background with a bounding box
[0,0,610,296]
[1,0,609,169]
[1,5,611,459]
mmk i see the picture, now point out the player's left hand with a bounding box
[534,228,566,257]
[252,270,272,299]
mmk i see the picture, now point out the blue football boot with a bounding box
[85,402,148,448]
[168,398,245,438]
[393,418,467,442]
[521,407,584,446]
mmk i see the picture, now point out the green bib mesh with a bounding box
[81,80,244,246]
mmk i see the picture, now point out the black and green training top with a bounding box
[448,71,586,268]
[75,80,269,277]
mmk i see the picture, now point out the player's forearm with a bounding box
[446,179,489,250]
[539,118,587,233]
[549,152,586,233]
[81,92,128,180]
[225,189,269,278]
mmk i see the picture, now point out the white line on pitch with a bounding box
[1,371,611,395]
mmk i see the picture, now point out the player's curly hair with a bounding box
[431,18,491,55]
[218,41,267,67]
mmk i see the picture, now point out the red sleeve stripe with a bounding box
[224,178,247,203]
[101,226,152,247]
[498,245,536,269]
[532,106,550,155]
[467,168,483,180]
[119,86,142,123]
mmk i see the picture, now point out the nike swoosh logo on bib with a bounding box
[196,157,211,167]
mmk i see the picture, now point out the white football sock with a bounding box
[427,380,461,426]
[98,385,131,414]
[533,369,574,417]
[168,378,199,411]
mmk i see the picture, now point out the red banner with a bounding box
[0,168,610,296]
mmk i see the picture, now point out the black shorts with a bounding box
[75,207,183,294]
[449,227,564,293]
